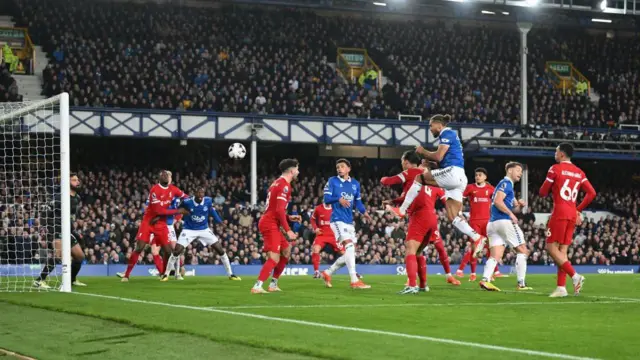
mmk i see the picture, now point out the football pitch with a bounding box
[0,274,638,360]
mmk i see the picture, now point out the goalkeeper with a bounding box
[33,173,86,289]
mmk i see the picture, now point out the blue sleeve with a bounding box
[182,198,193,208]
[439,131,454,147]
[496,181,508,194]
[355,183,366,213]
[210,207,223,224]
[323,178,340,204]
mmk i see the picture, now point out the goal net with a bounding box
[0,93,71,292]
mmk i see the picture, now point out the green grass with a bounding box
[0,274,639,360]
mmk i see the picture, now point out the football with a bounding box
[228,143,247,159]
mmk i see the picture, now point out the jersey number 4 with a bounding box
[560,179,580,202]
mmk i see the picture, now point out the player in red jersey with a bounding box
[119,170,189,282]
[381,151,461,294]
[310,204,343,278]
[539,143,596,297]
[455,168,502,281]
[251,159,301,294]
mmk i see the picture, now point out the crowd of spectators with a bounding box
[1,141,638,269]
[1,65,21,103]
[2,0,640,129]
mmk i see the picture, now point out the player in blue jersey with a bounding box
[320,158,372,289]
[479,162,531,292]
[388,114,487,258]
[163,187,240,281]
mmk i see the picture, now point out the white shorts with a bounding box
[330,221,357,243]
[168,225,177,242]
[178,228,219,247]
[487,219,525,248]
[431,166,467,202]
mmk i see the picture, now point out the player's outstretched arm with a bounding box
[148,201,181,216]
[209,207,223,224]
[380,174,404,186]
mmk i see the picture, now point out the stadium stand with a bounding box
[0,0,638,128]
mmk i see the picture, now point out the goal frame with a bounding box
[0,92,71,292]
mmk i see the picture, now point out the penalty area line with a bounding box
[73,292,600,360]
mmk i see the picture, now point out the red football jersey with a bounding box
[311,204,333,234]
[381,168,444,215]
[463,183,494,221]
[540,161,596,220]
[144,184,185,224]
[260,177,292,231]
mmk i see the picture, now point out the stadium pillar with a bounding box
[250,130,258,206]
[517,23,532,206]
[517,22,532,126]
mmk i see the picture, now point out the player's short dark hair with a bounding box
[429,114,452,125]
[279,158,299,173]
[505,161,523,172]
[402,150,421,165]
[70,172,78,178]
[558,142,574,158]
[474,167,488,177]
[336,158,351,168]
[196,186,205,192]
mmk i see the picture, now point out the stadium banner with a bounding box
[546,61,572,77]
[0,264,637,277]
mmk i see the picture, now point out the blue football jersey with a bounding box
[323,176,366,224]
[182,196,223,230]
[438,127,464,169]
[490,177,516,222]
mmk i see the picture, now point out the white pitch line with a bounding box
[208,300,639,310]
[73,292,601,360]
[352,279,640,303]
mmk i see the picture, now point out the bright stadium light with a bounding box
[599,0,607,11]
[481,10,496,15]
[592,18,612,23]
[502,11,510,15]
[525,0,540,6]
[373,2,387,6]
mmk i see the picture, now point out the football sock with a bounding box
[470,256,477,274]
[326,254,346,275]
[516,253,527,284]
[312,253,320,272]
[37,256,56,282]
[434,240,451,275]
[153,254,164,274]
[417,255,427,288]
[452,217,481,241]
[344,243,358,283]
[164,254,176,276]
[557,268,567,287]
[399,181,423,214]
[71,261,82,283]
[482,257,498,281]
[458,251,471,271]
[405,254,417,287]
[257,258,277,283]
[272,256,289,280]
[124,251,141,278]
[560,261,576,278]
[220,253,233,276]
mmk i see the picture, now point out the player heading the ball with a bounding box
[388,114,487,257]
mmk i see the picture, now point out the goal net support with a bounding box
[0,93,71,292]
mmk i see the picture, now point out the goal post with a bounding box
[0,92,71,292]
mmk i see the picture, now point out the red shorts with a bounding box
[313,235,344,253]
[546,218,576,246]
[406,211,438,245]
[469,219,488,237]
[137,222,170,247]
[259,223,290,253]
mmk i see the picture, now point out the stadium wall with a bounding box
[1,264,636,277]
